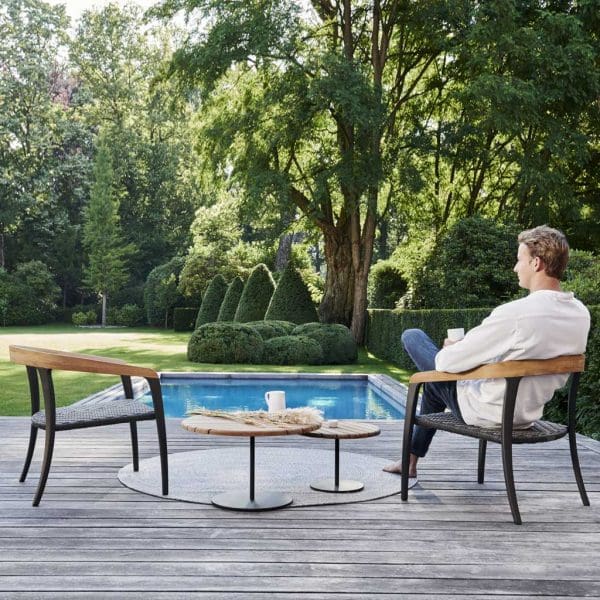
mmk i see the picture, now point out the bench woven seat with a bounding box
[32,400,155,431]
[416,412,567,444]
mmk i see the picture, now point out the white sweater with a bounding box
[435,290,590,427]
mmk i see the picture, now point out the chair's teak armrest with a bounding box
[9,345,159,379]
[409,354,585,384]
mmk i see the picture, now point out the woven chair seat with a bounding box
[416,412,567,444]
[32,399,155,431]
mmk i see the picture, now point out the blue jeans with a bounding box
[402,329,464,457]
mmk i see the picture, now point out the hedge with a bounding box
[265,264,318,324]
[173,307,199,332]
[187,322,264,364]
[263,320,296,334]
[291,322,358,364]
[261,335,323,365]
[366,306,600,439]
[234,264,275,322]
[218,276,244,321]
[366,307,492,370]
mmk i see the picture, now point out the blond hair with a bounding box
[517,225,569,279]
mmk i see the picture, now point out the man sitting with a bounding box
[384,225,590,477]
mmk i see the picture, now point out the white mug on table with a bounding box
[265,390,286,412]
[447,327,465,342]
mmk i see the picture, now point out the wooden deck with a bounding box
[1,416,599,599]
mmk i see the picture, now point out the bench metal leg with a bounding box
[20,425,38,483]
[477,439,486,484]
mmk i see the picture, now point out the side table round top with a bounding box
[181,415,321,437]
[303,421,380,440]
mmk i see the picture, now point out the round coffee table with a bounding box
[181,415,320,511]
[303,421,381,492]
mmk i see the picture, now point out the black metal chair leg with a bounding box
[401,382,420,501]
[33,427,55,507]
[477,439,486,484]
[20,425,38,482]
[149,378,169,496]
[501,439,521,525]
[130,422,139,472]
[568,428,590,506]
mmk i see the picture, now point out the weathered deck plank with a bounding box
[0,417,599,598]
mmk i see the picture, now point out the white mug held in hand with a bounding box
[265,390,286,412]
[447,327,465,342]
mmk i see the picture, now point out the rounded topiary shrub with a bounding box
[234,264,276,322]
[187,322,264,364]
[264,319,297,335]
[195,274,228,328]
[292,322,358,364]
[245,321,284,340]
[217,276,244,321]
[262,335,323,365]
[265,264,319,324]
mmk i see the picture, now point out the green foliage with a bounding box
[291,323,358,365]
[0,261,61,326]
[366,307,493,370]
[173,307,198,332]
[244,321,284,341]
[82,135,135,324]
[368,260,408,309]
[563,250,600,306]
[195,274,228,328]
[263,320,296,335]
[261,335,323,366]
[187,322,264,364]
[72,312,88,326]
[72,309,97,326]
[144,257,185,327]
[217,276,244,321]
[234,264,276,323]
[108,304,145,327]
[402,217,519,309]
[265,264,318,324]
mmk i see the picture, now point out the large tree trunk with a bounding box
[318,228,354,327]
[0,232,4,269]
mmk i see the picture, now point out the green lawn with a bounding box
[0,324,409,416]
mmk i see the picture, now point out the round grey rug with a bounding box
[118,447,417,507]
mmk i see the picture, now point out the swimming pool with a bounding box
[138,373,406,420]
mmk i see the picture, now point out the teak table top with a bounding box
[303,421,381,440]
[181,415,321,437]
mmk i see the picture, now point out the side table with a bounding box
[303,421,380,492]
[181,415,320,511]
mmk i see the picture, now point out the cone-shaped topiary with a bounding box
[217,276,244,321]
[234,264,276,322]
[265,264,319,324]
[187,322,264,364]
[195,274,228,328]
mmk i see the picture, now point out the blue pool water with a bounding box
[140,377,405,420]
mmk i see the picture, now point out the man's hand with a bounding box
[443,338,459,348]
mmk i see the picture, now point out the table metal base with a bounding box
[309,437,364,494]
[212,490,293,511]
[310,479,364,493]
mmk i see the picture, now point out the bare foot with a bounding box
[382,459,417,478]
